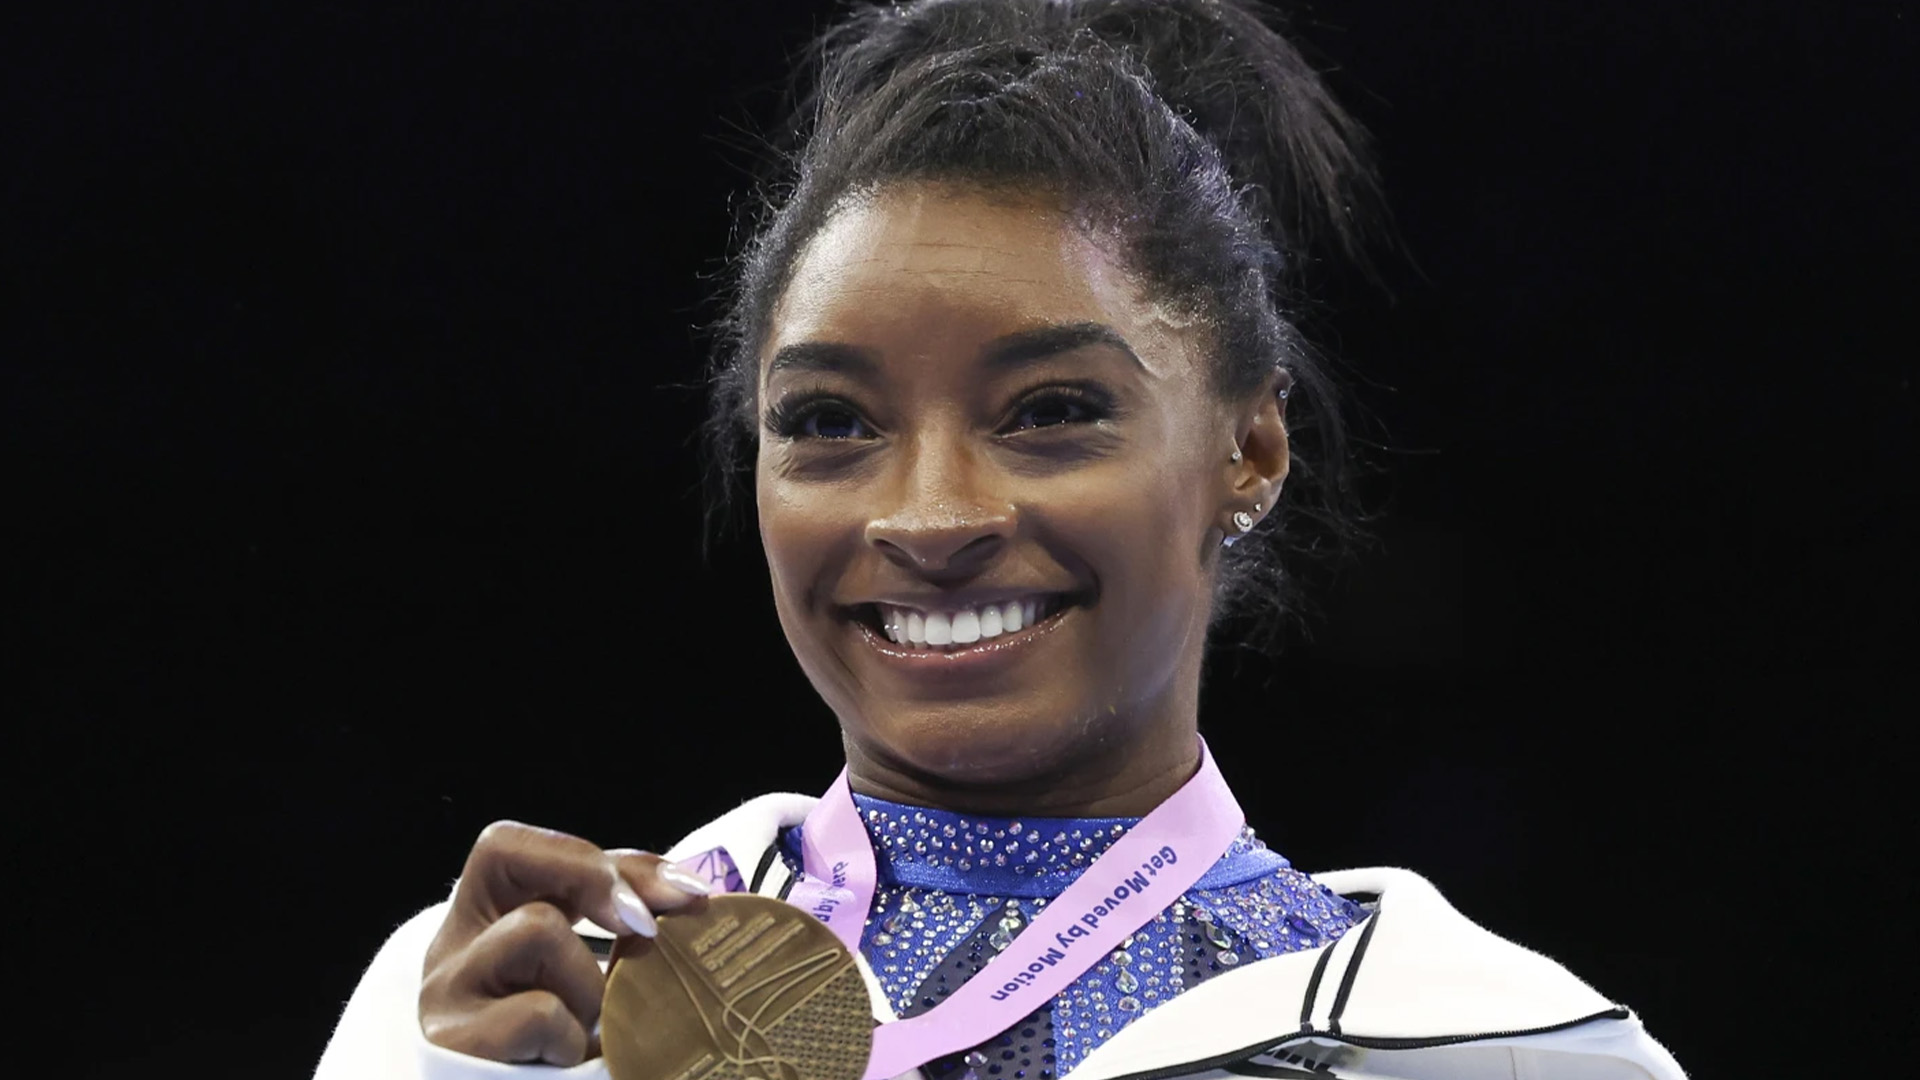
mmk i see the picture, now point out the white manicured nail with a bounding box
[610,878,657,937]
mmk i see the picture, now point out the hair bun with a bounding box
[806,0,1381,277]
[1070,0,1382,275]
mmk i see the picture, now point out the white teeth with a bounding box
[872,597,1063,650]
[979,605,1003,639]
[1001,600,1022,632]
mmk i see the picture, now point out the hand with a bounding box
[419,821,712,1065]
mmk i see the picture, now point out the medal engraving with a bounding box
[602,894,873,1080]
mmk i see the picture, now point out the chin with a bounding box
[858,696,1110,791]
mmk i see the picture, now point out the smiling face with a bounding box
[755,182,1287,814]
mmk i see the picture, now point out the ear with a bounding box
[1225,368,1291,524]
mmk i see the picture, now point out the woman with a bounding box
[317,1,1685,1077]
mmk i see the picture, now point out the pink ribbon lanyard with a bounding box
[789,771,877,954]
[785,740,1244,1080]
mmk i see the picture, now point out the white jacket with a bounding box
[316,794,1686,1080]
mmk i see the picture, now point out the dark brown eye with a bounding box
[765,393,877,440]
[1013,398,1087,429]
[800,405,870,439]
[1005,386,1111,432]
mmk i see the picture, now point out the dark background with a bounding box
[6,1,1913,1076]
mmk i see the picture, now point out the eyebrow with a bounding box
[983,322,1144,371]
[765,342,878,379]
[765,321,1142,380]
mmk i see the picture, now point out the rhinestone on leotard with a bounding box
[778,795,1367,1075]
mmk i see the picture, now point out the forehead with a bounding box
[766,184,1188,373]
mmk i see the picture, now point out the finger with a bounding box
[447,822,642,938]
[582,850,715,940]
[457,901,608,1035]
[568,849,718,940]
[445,823,715,951]
[424,989,590,1066]
[607,849,713,922]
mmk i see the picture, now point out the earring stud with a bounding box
[1229,450,1243,463]
[1232,510,1255,533]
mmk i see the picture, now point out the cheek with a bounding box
[1062,452,1216,707]
[755,465,848,619]
[1046,452,1215,623]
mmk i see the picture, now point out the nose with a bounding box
[864,442,1014,575]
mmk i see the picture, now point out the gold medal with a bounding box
[601,894,874,1080]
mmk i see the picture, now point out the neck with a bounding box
[843,720,1202,818]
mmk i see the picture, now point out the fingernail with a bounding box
[610,878,657,937]
[658,864,714,897]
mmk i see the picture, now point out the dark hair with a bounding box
[705,0,1382,635]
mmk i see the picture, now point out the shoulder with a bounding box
[1304,866,1685,1078]
[1308,866,1626,1035]
[1076,866,1687,1080]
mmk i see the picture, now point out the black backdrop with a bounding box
[7,1,1914,1076]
